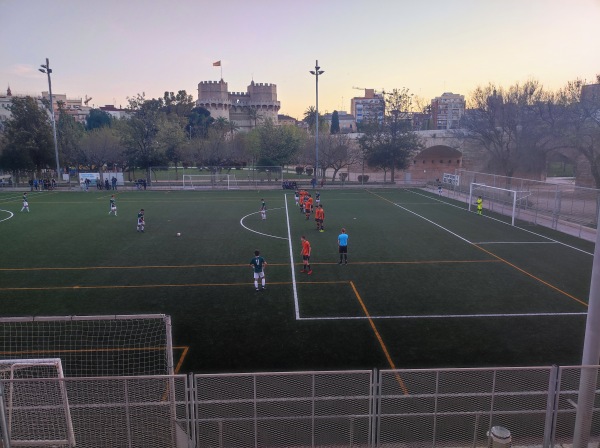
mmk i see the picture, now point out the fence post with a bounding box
[543,365,560,448]
[0,381,11,448]
[370,368,380,448]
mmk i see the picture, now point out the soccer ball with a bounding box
[176,233,181,237]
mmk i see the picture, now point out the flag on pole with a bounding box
[213,61,221,67]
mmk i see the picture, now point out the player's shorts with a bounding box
[111,205,116,211]
[302,255,310,261]
[253,271,265,279]
[23,202,28,207]
[316,219,323,224]
[339,246,348,254]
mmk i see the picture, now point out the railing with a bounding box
[2,365,598,447]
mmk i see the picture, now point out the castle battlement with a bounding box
[196,78,280,130]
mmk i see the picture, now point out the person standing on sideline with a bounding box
[109,195,117,216]
[260,198,267,220]
[300,236,312,275]
[250,250,267,291]
[136,209,145,232]
[437,181,443,196]
[476,196,483,215]
[315,204,325,232]
[21,193,30,212]
[112,176,117,190]
[338,228,349,265]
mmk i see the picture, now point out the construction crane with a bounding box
[352,87,385,96]
[84,95,92,105]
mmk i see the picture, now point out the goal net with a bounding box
[0,314,174,377]
[182,174,239,190]
[469,182,532,226]
[1,358,76,447]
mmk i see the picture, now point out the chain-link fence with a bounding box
[1,366,599,447]
[440,170,600,239]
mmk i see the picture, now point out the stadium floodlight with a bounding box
[39,58,61,184]
[310,60,324,179]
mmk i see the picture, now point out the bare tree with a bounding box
[318,133,362,181]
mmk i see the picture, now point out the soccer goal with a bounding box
[0,314,174,377]
[468,182,532,225]
[0,358,76,447]
[182,174,239,190]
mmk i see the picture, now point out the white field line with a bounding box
[0,210,14,223]
[239,207,288,240]
[371,192,474,245]
[406,189,593,256]
[284,194,300,320]
[475,241,559,245]
[298,311,587,321]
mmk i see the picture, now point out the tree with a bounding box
[358,88,423,182]
[187,106,214,139]
[119,93,168,182]
[245,106,262,128]
[248,119,305,167]
[56,105,84,171]
[162,90,195,118]
[554,77,600,187]
[318,133,360,181]
[302,106,326,132]
[0,96,55,176]
[86,108,113,130]
[330,110,340,134]
[79,126,124,173]
[458,80,558,178]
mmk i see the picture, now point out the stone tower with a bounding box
[196,79,280,131]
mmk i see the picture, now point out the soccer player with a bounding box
[20,193,29,212]
[315,204,325,232]
[304,195,313,220]
[315,191,321,206]
[437,183,443,196]
[338,228,349,265]
[109,195,117,216]
[294,190,299,208]
[476,196,483,215]
[136,209,145,232]
[260,198,266,220]
[250,250,267,291]
[300,235,312,275]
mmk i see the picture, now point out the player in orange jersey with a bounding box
[314,204,325,231]
[300,235,312,275]
[304,195,313,220]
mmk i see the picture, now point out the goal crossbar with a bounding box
[469,182,530,226]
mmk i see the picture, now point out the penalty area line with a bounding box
[297,311,587,321]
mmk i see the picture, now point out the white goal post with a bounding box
[468,182,531,226]
[0,314,174,377]
[182,174,239,190]
[0,359,76,447]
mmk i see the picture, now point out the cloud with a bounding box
[8,64,40,79]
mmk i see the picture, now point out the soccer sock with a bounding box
[254,280,258,289]
[261,278,265,287]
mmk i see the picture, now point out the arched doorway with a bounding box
[407,145,462,182]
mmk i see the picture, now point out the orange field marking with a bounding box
[350,281,409,395]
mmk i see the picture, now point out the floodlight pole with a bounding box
[310,60,324,180]
[573,208,600,447]
[39,58,61,184]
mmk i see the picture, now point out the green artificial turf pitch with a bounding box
[0,188,593,373]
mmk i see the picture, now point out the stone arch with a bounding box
[406,145,463,182]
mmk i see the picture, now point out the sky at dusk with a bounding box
[1,0,599,119]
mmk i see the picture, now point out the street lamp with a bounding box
[309,60,324,180]
[39,58,61,185]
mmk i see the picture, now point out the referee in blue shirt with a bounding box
[338,228,349,265]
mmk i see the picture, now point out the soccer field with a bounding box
[0,188,593,374]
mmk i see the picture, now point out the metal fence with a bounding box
[448,170,600,238]
[2,366,598,447]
